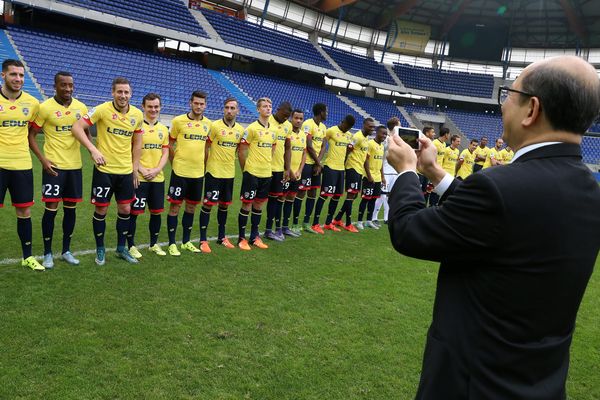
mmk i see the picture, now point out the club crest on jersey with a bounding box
[158,131,163,140]
[22,107,29,116]
[203,124,208,131]
[235,133,240,140]
[55,111,62,118]
[130,118,136,127]
[284,127,289,134]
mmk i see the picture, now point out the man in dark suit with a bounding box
[386,56,600,399]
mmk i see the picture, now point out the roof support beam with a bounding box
[314,0,358,13]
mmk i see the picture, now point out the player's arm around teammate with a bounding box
[126,93,169,258]
[28,71,90,268]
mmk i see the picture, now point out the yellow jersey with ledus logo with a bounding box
[473,145,489,166]
[139,120,169,183]
[302,118,326,165]
[457,149,475,180]
[483,147,501,169]
[287,129,306,172]
[83,101,143,175]
[269,114,292,173]
[206,119,244,179]
[499,148,514,163]
[345,131,369,175]
[169,114,211,179]
[433,138,447,165]
[442,146,460,175]
[323,125,351,171]
[32,97,88,170]
[242,120,275,178]
[0,90,40,170]
[367,139,384,182]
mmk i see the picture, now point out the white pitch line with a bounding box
[0,234,227,266]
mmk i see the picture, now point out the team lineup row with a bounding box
[0,59,392,271]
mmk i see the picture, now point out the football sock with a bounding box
[325,197,340,225]
[149,213,161,246]
[250,208,262,242]
[127,214,137,248]
[217,207,228,240]
[275,198,285,230]
[42,207,57,255]
[92,212,106,248]
[303,196,316,224]
[167,214,177,245]
[199,206,211,242]
[357,198,368,222]
[181,211,194,243]
[282,199,294,228]
[62,205,76,253]
[367,198,376,221]
[116,213,130,249]
[238,209,250,240]
[17,216,33,259]
[293,197,302,225]
[312,196,327,226]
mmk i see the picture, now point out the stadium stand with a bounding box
[589,123,600,133]
[403,104,442,117]
[445,108,503,142]
[345,95,409,127]
[54,0,208,38]
[393,63,495,98]
[323,46,396,85]
[7,27,255,121]
[582,136,600,165]
[0,30,43,100]
[222,69,364,129]
[201,8,333,70]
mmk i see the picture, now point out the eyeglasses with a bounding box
[497,86,536,106]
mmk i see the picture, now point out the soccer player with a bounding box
[357,124,386,229]
[373,117,402,224]
[29,71,88,268]
[198,97,244,253]
[298,103,327,233]
[429,127,450,206]
[0,59,43,271]
[71,77,143,265]
[237,97,276,250]
[166,91,211,256]
[442,134,461,176]
[473,136,489,173]
[127,93,169,257]
[281,109,306,237]
[498,145,514,163]
[264,101,292,242]
[483,137,505,169]
[456,138,478,180]
[310,114,355,234]
[332,117,375,232]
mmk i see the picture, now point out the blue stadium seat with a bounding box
[346,95,409,127]
[324,47,395,86]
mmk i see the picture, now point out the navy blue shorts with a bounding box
[42,168,82,203]
[91,168,135,207]
[132,181,165,214]
[203,172,234,206]
[0,168,33,208]
[320,166,344,197]
[167,171,203,205]
[240,171,271,203]
[345,168,362,194]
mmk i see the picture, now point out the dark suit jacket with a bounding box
[388,143,600,400]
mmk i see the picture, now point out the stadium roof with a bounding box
[292,0,600,48]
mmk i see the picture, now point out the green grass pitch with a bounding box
[0,137,598,399]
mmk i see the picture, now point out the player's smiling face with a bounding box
[291,111,304,129]
[55,75,74,103]
[2,65,25,92]
[112,83,131,109]
[376,128,387,143]
[190,96,206,117]
[143,98,161,120]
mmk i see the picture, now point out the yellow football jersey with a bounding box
[287,129,307,172]
[206,118,244,179]
[169,114,211,179]
[442,146,460,175]
[499,148,514,163]
[323,125,351,171]
[302,118,326,165]
[433,138,447,166]
[83,101,143,175]
[32,97,88,170]
[242,120,276,178]
[457,148,475,180]
[269,114,292,173]
[345,131,370,175]
[139,120,169,183]
[367,139,384,182]
[483,147,501,169]
[0,90,40,170]
[473,145,490,166]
